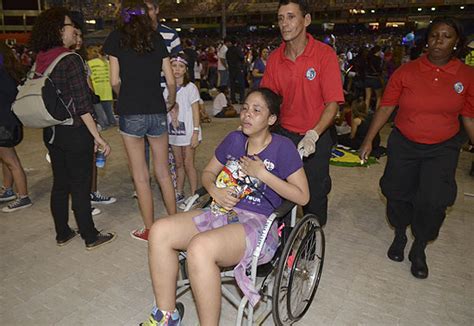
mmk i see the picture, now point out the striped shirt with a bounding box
[159,24,182,89]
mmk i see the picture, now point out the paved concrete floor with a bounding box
[1,112,473,325]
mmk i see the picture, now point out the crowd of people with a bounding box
[1,0,473,325]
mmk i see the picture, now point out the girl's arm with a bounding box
[191,101,200,148]
[162,57,176,109]
[80,113,111,156]
[109,55,120,96]
[239,156,309,206]
[202,156,240,210]
[350,117,361,139]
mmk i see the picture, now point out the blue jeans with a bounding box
[101,101,116,126]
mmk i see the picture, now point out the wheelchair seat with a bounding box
[176,187,325,326]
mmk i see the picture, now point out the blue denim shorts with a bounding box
[119,114,167,138]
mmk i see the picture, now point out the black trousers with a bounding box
[275,126,334,226]
[229,69,245,104]
[45,125,98,244]
[380,128,463,242]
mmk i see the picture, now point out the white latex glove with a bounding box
[297,129,319,157]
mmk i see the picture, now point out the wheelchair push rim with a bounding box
[272,214,325,326]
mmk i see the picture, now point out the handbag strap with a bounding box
[44,52,82,76]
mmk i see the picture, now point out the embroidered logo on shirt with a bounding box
[453,82,464,94]
[305,68,316,81]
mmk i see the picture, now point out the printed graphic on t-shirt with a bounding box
[210,156,277,219]
[169,120,186,135]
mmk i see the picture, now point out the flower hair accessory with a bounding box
[170,56,188,66]
[121,8,146,24]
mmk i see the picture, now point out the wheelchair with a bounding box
[176,187,325,325]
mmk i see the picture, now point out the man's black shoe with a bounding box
[387,232,407,262]
[408,240,428,279]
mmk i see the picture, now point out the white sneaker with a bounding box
[91,207,101,216]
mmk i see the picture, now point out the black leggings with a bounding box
[46,125,99,244]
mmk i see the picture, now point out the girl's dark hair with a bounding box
[0,43,25,82]
[29,7,71,52]
[170,53,190,86]
[425,16,465,58]
[247,87,282,119]
[118,0,155,54]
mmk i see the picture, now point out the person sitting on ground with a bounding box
[212,85,237,118]
[142,88,309,326]
[198,98,211,123]
[339,98,384,157]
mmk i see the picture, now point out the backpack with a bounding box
[11,52,78,128]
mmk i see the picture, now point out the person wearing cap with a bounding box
[261,0,344,226]
[360,17,474,279]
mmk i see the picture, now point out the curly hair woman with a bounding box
[30,7,116,249]
[103,0,177,241]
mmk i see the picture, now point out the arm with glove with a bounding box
[298,102,338,157]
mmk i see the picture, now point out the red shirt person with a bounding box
[360,17,474,280]
[261,0,344,226]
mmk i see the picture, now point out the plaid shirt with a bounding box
[49,54,94,127]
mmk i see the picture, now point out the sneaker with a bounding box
[2,196,32,213]
[90,191,117,204]
[85,232,116,250]
[130,228,149,242]
[178,195,199,211]
[91,207,101,216]
[140,304,183,326]
[175,192,185,204]
[0,187,16,202]
[57,230,78,246]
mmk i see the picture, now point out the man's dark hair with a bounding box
[118,0,155,53]
[424,16,465,58]
[29,7,71,52]
[278,0,309,16]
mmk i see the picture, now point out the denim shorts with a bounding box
[119,114,167,138]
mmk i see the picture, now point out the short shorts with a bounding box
[119,114,167,138]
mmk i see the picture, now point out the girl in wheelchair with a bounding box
[143,88,309,326]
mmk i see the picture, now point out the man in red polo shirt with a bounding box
[261,0,344,226]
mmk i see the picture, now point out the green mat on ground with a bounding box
[330,146,378,167]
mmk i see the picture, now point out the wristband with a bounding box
[193,127,200,131]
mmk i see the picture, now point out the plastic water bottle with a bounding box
[95,150,106,168]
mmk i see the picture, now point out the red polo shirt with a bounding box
[381,55,474,144]
[261,34,344,134]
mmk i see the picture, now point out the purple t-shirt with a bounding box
[214,131,303,217]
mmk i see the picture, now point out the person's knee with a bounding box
[150,217,173,239]
[187,234,214,268]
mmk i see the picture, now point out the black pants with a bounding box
[380,128,463,242]
[45,125,98,244]
[229,69,245,104]
[275,126,334,226]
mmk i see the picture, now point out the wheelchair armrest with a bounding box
[272,200,296,220]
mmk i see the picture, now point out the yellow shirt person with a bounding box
[87,57,113,101]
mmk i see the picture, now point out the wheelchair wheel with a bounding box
[272,214,325,325]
